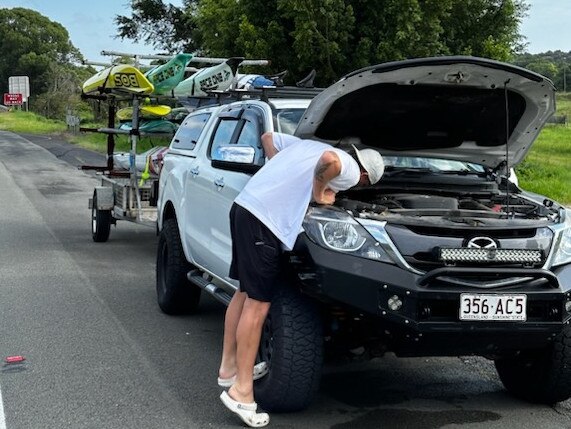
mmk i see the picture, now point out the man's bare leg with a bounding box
[228,296,271,403]
[219,290,247,379]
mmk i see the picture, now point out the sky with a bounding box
[0,0,184,65]
[0,0,569,64]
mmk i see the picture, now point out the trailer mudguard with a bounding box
[95,186,114,210]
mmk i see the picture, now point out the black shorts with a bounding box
[229,203,283,302]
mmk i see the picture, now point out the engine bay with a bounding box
[335,188,561,225]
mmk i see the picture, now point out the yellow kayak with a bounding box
[116,105,172,121]
[82,64,154,95]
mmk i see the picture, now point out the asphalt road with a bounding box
[1,131,571,428]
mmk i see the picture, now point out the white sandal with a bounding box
[220,391,270,427]
[217,361,269,387]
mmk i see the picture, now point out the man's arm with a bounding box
[313,151,341,205]
[261,132,278,159]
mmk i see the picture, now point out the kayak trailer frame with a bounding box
[81,92,172,242]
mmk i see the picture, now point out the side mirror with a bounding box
[213,144,256,163]
[212,144,261,174]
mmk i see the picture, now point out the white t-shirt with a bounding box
[235,133,360,250]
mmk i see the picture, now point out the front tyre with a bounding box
[495,325,571,404]
[254,284,323,412]
[156,218,201,314]
[91,191,111,242]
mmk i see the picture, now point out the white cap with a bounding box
[352,144,385,184]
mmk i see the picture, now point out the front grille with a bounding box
[439,248,543,264]
[385,224,552,271]
[407,225,537,239]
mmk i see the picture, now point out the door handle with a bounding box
[190,166,199,177]
[214,177,225,189]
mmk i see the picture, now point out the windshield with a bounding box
[275,108,305,135]
[383,156,485,174]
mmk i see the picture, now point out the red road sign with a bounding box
[3,93,23,105]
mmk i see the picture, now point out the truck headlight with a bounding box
[551,224,571,267]
[303,207,393,263]
[320,220,365,251]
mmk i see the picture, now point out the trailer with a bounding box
[83,93,172,242]
[81,52,271,242]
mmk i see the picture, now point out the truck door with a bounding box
[189,103,272,282]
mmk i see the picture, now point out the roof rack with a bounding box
[177,86,323,109]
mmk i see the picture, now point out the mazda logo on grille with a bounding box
[466,236,498,249]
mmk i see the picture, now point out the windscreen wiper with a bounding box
[383,167,435,177]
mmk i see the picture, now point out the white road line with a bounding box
[0,385,6,429]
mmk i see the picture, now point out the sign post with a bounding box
[8,76,30,111]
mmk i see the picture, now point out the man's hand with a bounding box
[313,151,341,204]
[315,188,336,205]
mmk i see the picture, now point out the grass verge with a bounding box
[0,110,67,134]
[516,125,571,205]
[0,110,171,153]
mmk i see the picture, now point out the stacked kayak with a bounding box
[116,104,172,121]
[83,54,194,96]
[116,103,176,135]
[113,146,170,175]
[234,70,288,89]
[82,54,284,160]
[172,57,243,97]
[82,64,155,95]
[119,120,178,134]
[145,53,193,95]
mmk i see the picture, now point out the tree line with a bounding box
[116,0,529,85]
[0,1,569,121]
[513,51,571,93]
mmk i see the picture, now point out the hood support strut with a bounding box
[504,79,511,218]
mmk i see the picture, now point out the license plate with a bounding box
[459,294,527,321]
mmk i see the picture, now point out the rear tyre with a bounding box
[495,324,571,404]
[254,284,323,412]
[156,218,201,314]
[91,191,111,242]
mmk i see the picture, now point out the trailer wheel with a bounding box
[92,191,111,242]
[156,218,201,314]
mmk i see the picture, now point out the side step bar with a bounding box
[187,269,232,306]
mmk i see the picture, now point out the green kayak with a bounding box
[119,120,178,134]
[145,53,193,95]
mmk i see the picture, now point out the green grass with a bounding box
[515,92,571,205]
[0,110,170,153]
[67,127,171,154]
[0,110,67,134]
[516,125,571,205]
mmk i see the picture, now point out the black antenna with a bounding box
[503,79,511,218]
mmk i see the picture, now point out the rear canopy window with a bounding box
[171,113,211,151]
[275,108,305,134]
